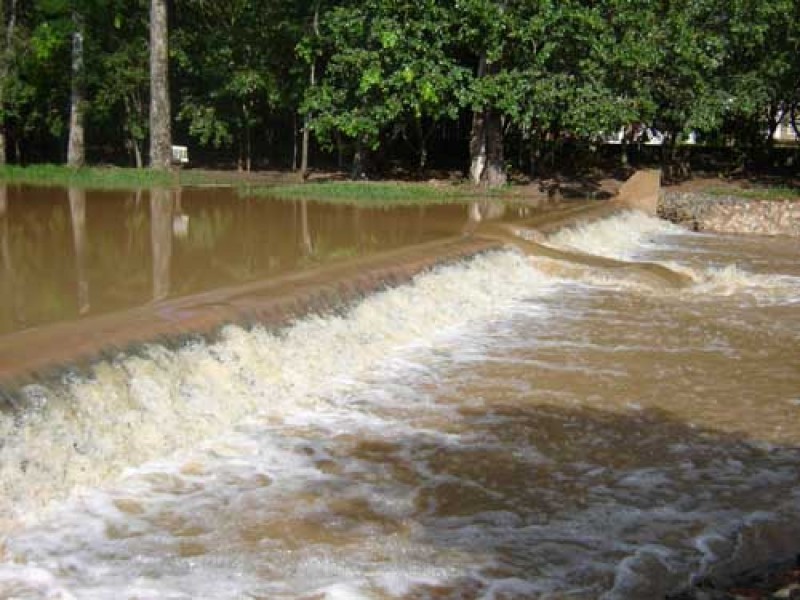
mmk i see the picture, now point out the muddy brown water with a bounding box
[0,185,798,599]
[0,185,524,335]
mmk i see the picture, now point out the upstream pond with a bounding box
[0,185,798,599]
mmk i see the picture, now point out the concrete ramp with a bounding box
[615,169,661,215]
[0,236,500,391]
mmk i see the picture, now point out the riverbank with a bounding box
[0,163,621,204]
[659,190,800,236]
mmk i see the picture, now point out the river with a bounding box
[0,186,798,599]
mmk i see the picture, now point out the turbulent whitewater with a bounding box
[1,211,799,599]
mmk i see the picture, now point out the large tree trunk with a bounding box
[67,11,86,167]
[484,109,506,186]
[470,108,506,186]
[149,0,171,170]
[468,55,505,187]
[469,56,488,184]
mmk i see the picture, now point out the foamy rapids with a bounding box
[0,211,798,599]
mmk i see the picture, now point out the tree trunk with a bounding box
[68,187,89,314]
[484,110,506,186]
[468,55,505,187]
[243,103,252,172]
[67,11,86,168]
[469,109,487,184]
[133,136,143,169]
[300,2,319,180]
[528,128,542,177]
[0,0,18,166]
[351,138,366,179]
[149,0,171,170]
[336,131,345,170]
[414,116,428,172]
[291,111,298,171]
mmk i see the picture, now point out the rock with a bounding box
[659,192,800,236]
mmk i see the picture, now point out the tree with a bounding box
[149,0,171,169]
[173,0,299,171]
[454,0,509,186]
[646,0,729,176]
[299,0,320,179]
[67,8,85,167]
[0,0,19,165]
[303,0,466,178]
[92,1,150,168]
[720,0,800,153]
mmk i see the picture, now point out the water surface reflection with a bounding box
[0,186,520,334]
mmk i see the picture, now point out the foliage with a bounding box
[3,0,798,175]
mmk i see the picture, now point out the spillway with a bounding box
[1,186,798,599]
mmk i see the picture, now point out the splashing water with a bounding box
[1,212,799,599]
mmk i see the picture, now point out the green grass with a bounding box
[244,181,496,206]
[0,164,514,206]
[0,164,184,190]
[705,185,800,202]
[0,164,247,190]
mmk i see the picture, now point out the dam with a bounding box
[0,181,799,598]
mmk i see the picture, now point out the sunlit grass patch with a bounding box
[244,181,487,206]
[0,164,185,189]
[705,185,800,202]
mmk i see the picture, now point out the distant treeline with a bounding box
[0,1,798,182]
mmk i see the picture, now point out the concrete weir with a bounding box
[0,171,665,393]
[0,237,501,391]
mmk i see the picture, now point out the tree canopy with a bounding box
[0,0,797,181]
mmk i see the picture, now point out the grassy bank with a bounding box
[0,164,185,189]
[247,181,494,206]
[705,185,800,202]
[0,164,525,207]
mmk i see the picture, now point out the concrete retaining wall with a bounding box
[659,191,800,236]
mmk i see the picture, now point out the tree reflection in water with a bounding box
[150,187,174,302]
[68,187,90,315]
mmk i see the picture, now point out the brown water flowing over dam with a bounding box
[0,177,799,599]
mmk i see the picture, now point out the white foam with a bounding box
[0,251,554,526]
[547,211,684,260]
[689,264,800,304]
[2,212,799,599]
[545,211,800,303]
